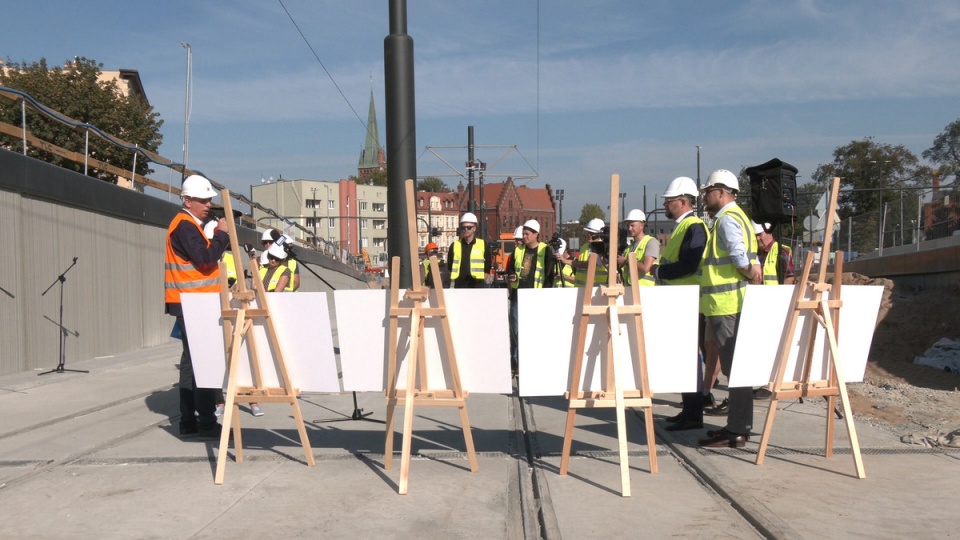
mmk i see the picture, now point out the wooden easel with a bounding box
[383,179,478,495]
[213,189,315,484]
[558,174,657,497]
[755,176,865,478]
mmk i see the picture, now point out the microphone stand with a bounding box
[39,257,88,375]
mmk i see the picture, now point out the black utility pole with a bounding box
[466,126,476,214]
[385,0,416,288]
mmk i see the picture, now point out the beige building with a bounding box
[251,178,389,265]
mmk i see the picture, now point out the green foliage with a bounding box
[0,57,164,182]
[417,176,448,192]
[808,137,926,252]
[578,203,605,226]
[923,118,960,179]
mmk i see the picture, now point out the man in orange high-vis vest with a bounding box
[165,174,230,440]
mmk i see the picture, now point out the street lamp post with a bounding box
[180,42,192,181]
[619,192,626,219]
[311,187,318,247]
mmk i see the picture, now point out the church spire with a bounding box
[357,83,385,179]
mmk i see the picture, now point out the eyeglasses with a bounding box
[189,197,213,205]
[663,197,682,205]
[702,187,723,195]
[462,225,475,230]
[262,241,273,246]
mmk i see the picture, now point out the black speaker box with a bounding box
[744,158,798,224]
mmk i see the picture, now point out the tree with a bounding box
[809,137,923,253]
[351,169,387,186]
[578,203,605,226]
[417,176,448,192]
[0,57,164,182]
[923,118,960,179]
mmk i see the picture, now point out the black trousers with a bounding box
[177,316,217,430]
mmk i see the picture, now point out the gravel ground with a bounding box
[843,277,960,447]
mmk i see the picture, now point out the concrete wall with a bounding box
[0,149,369,376]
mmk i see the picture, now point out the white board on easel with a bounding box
[181,292,340,393]
[728,285,883,388]
[334,288,512,394]
[517,286,700,396]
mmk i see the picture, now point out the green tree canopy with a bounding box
[0,56,164,182]
[809,137,925,252]
[417,176,448,192]
[352,169,387,186]
[578,203,606,226]
[923,118,960,179]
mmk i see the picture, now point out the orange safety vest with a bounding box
[164,212,222,304]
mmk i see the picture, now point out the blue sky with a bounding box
[4,1,959,219]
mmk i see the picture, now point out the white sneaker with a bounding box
[215,404,224,418]
[251,404,264,417]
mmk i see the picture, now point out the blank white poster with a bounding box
[333,288,513,394]
[180,292,340,393]
[728,285,883,388]
[517,286,700,396]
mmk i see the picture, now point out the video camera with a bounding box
[596,225,628,257]
[549,232,563,253]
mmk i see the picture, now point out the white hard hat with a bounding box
[181,174,217,199]
[753,221,771,235]
[267,243,288,260]
[702,169,739,192]
[261,229,278,242]
[584,218,605,233]
[460,212,478,224]
[513,226,524,240]
[663,176,698,198]
[624,209,646,222]
[523,219,540,233]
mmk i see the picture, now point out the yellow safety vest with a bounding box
[554,263,574,287]
[450,239,486,280]
[700,205,759,316]
[284,258,298,291]
[621,235,657,286]
[223,252,237,284]
[510,243,547,289]
[260,265,289,292]
[762,242,781,285]
[658,215,708,286]
[574,248,608,287]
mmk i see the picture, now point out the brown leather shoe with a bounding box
[705,427,751,441]
[698,429,747,448]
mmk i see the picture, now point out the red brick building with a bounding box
[455,178,557,242]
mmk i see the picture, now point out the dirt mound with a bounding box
[844,276,960,441]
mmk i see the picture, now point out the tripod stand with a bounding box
[40,257,88,376]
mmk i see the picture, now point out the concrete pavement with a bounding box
[1,342,957,539]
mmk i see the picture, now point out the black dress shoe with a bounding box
[665,412,685,423]
[704,398,729,416]
[705,427,751,440]
[698,429,747,448]
[665,418,703,431]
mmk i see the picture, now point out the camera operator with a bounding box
[617,209,659,286]
[558,218,608,287]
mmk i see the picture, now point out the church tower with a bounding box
[357,87,385,181]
